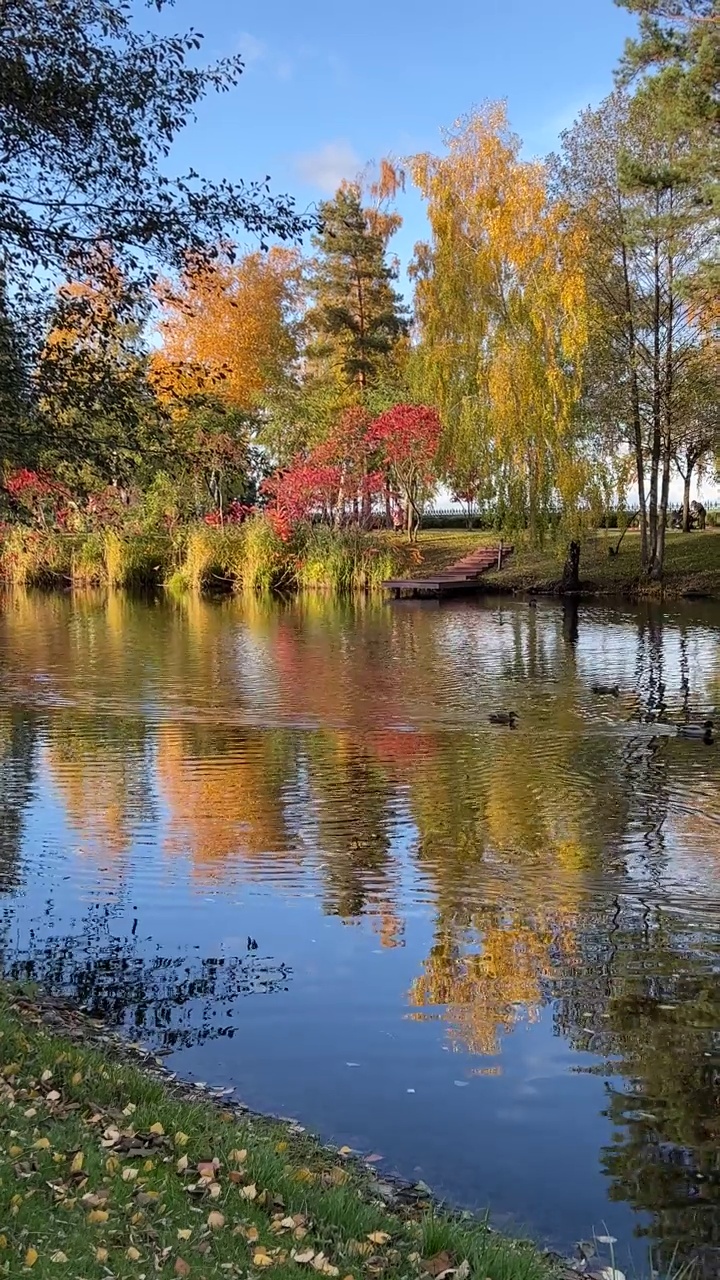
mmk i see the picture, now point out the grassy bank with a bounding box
[483,529,720,599]
[0,987,551,1280]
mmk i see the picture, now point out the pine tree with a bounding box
[305,181,408,396]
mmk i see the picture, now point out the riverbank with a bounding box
[386,529,720,600]
[0,985,552,1280]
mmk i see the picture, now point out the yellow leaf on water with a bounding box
[50,1251,69,1263]
[207,1211,225,1230]
[95,1249,108,1264]
[367,1233,390,1246]
[70,1151,84,1173]
[122,1167,139,1182]
[126,1246,141,1261]
[87,1209,109,1224]
[175,1132,189,1146]
[177,1229,192,1241]
[33,1138,51,1150]
[24,1247,39,1267]
[150,1122,164,1135]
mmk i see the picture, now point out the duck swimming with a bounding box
[489,711,519,727]
[592,683,620,697]
[676,720,714,743]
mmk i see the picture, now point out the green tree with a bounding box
[0,0,313,279]
[305,176,408,397]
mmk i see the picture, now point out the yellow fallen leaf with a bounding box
[71,1071,83,1085]
[95,1249,108,1263]
[253,1253,274,1268]
[275,1141,288,1153]
[126,1246,141,1261]
[87,1209,109,1224]
[149,1122,164,1135]
[143,1160,154,1172]
[50,1251,69,1263]
[105,1156,119,1174]
[41,1069,53,1082]
[0,1235,7,1250]
[292,1249,316,1264]
[177,1229,192,1241]
[207,1211,225,1230]
[70,1151,84,1173]
[367,1233,391,1246]
[24,1247,39,1267]
[123,1102,137,1116]
[240,1183,257,1200]
[280,1217,296,1229]
[229,1148,247,1163]
[9,1145,22,1157]
[122,1167,139,1182]
[176,1155,189,1173]
[33,1137,51,1150]
[245,1226,260,1244]
[175,1131,189,1146]
[209,1181,222,1199]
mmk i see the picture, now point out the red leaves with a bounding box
[367,404,441,473]
[203,500,253,527]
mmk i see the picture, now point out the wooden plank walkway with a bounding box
[383,542,513,599]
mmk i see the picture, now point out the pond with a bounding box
[1,590,719,1274]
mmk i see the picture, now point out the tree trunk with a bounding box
[682,465,692,534]
[619,213,648,568]
[561,540,581,593]
[647,206,662,579]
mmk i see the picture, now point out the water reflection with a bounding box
[0,589,718,1272]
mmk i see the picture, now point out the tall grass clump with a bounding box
[240,513,293,593]
[0,527,73,586]
[71,531,106,585]
[103,530,167,588]
[296,525,403,594]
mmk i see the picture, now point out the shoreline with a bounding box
[0,982,596,1280]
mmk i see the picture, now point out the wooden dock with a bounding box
[383,543,513,599]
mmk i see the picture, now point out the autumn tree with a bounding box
[369,404,441,540]
[36,245,160,492]
[304,167,409,398]
[410,105,592,547]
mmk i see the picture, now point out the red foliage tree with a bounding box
[368,404,441,540]
[3,469,71,529]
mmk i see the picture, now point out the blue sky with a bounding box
[152,0,637,284]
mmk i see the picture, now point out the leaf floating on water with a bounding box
[365,1153,383,1163]
[595,1237,618,1246]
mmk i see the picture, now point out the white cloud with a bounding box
[236,31,267,68]
[294,141,361,193]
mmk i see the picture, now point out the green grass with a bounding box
[0,986,551,1280]
[484,529,720,598]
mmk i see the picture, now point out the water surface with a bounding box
[1,590,719,1274]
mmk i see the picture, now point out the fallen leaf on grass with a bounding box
[122,1167,139,1182]
[338,1145,353,1156]
[208,1181,222,1199]
[454,1262,470,1280]
[50,1252,68,1264]
[175,1131,190,1146]
[207,1211,225,1230]
[367,1233,391,1246]
[71,1071,83,1085]
[150,1122,165,1135]
[253,1251,274,1268]
[422,1252,454,1278]
[177,1229,192,1241]
[175,1260,191,1277]
[291,1249,315,1264]
[24,1247,39,1267]
[228,1170,244,1184]
[126,1246,141,1261]
[87,1209,109,1224]
[70,1151,84,1173]
[33,1137,50,1150]
[95,1249,108,1263]
[229,1149,247,1163]
[41,1070,53,1082]
[177,1155,189,1173]
[239,1183,257,1200]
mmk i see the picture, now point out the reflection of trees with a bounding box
[157,724,299,879]
[44,712,154,866]
[3,904,291,1050]
[0,710,37,889]
[555,901,720,1277]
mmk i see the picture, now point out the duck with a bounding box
[489,711,519,727]
[592,683,620,697]
[676,720,714,743]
